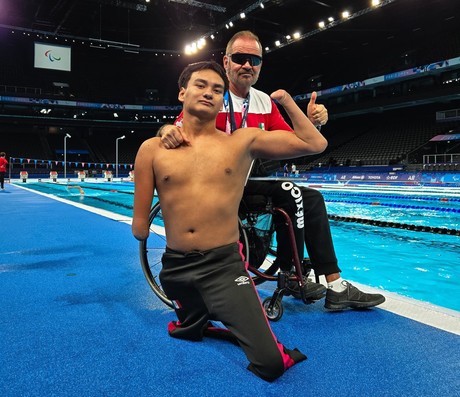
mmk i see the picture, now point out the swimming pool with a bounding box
[16,180,460,312]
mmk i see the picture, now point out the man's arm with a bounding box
[132,138,157,241]
[249,90,328,159]
[268,90,328,131]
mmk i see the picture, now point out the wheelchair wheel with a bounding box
[239,211,280,285]
[139,202,174,308]
[262,297,283,322]
[140,202,250,308]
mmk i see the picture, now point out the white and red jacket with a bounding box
[175,86,293,133]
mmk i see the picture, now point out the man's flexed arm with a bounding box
[270,89,328,154]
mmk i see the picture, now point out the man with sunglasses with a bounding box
[159,30,385,311]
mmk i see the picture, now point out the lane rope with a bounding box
[328,214,460,236]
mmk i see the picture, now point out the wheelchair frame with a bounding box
[139,200,314,321]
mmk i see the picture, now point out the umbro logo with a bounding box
[235,276,250,286]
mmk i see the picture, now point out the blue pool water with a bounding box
[17,181,460,312]
[321,189,460,230]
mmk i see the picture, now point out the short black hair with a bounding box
[178,61,229,93]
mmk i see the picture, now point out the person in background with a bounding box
[158,30,385,311]
[0,152,8,190]
[283,162,289,177]
[132,61,327,381]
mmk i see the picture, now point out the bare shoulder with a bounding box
[138,136,161,151]
[135,137,161,163]
[142,136,160,146]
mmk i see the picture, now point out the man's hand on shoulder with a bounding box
[157,124,190,149]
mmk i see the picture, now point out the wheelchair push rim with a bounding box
[139,202,174,308]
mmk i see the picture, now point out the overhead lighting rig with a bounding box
[265,0,396,53]
[167,0,226,12]
[87,0,147,12]
[184,0,269,55]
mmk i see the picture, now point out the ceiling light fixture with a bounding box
[184,0,270,55]
[266,0,397,53]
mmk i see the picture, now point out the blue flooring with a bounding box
[1,184,459,397]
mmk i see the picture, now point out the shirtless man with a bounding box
[132,61,327,381]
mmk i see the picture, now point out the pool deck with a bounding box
[1,183,459,397]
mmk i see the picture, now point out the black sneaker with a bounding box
[325,280,385,310]
[287,276,326,300]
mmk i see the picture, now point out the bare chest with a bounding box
[154,140,250,185]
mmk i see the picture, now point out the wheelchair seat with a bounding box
[238,194,271,219]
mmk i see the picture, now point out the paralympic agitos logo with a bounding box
[44,49,62,62]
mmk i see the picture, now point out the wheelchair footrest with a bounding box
[285,274,327,303]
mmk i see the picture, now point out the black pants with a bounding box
[160,242,306,381]
[0,172,5,189]
[244,180,341,276]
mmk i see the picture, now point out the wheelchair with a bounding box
[139,196,318,321]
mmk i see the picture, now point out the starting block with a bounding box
[103,170,113,182]
[20,171,28,183]
[78,171,86,182]
[50,171,58,182]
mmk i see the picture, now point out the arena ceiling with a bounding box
[0,0,459,102]
[0,0,459,130]
[2,1,459,79]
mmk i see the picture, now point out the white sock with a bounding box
[327,277,346,292]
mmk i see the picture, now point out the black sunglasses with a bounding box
[228,53,263,67]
